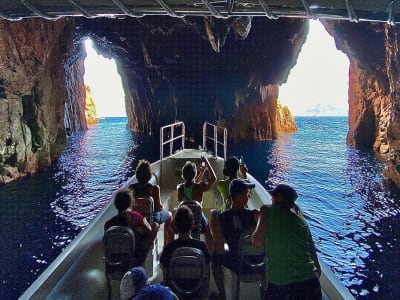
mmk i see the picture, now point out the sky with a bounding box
[83,20,350,117]
[279,20,350,116]
[84,39,126,117]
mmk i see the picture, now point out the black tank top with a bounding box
[219,209,256,256]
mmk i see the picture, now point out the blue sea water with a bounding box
[0,116,399,299]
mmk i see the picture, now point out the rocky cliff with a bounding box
[0,16,400,188]
[0,18,86,183]
[79,17,307,141]
[322,20,400,187]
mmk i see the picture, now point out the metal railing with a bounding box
[0,0,399,25]
[160,121,185,161]
[202,122,227,161]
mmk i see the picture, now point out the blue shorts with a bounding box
[151,209,170,224]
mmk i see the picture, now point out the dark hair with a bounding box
[182,161,196,183]
[223,156,240,177]
[114,189,133,226]
[173,205,194,234]
[114,189,132,211]
[136,159,152,184]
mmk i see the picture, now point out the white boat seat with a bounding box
[167,247,210,300]
[234,233,266,300]
[103,226,136,300]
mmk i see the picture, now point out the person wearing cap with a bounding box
[120,266,178,300]
[252,184,322,300]
[217,156,249,212]
[209,178,261,300]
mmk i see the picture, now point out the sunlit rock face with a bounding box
[85,85,98,125]
[78,16,307,141]
[0,18,86,184]
[322,20,400,187]
[276,99,297,133]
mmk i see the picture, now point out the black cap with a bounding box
[223,156,240,177]
[229,178,255,199]
[267,184,298,203]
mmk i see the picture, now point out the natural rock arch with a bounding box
[0,17,399,188]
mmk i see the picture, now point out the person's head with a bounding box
[114,189,132,212]
[223,156,240,177]
[229,178,255,206]
[173,205,194,234]
[120,266,148,300]
[267,184,298,209]
[136,159,152,184]
[135,284,173,300]
[182,161,196,183]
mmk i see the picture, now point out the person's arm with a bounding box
[200,156,217,191]
[309,230,321,277]
[208,209,226,253]
[151,184,163,210]
[239,164,248,179]
[251,205,268,248]
[177,184,184,202]
[195,162,206,183]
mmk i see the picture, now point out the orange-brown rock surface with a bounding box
[85,85,98,125]
[322,20,400,188]
[0,18,86,183]
[276,99,297,133]
[1,16,306,183]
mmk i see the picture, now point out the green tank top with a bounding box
[182,183,194,201]
[266,205,317,285]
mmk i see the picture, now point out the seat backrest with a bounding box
[237,233,266,282]
[167,247,210,299]
[103,226,136,280]
[132,196,154,223]
[178,200,203,238]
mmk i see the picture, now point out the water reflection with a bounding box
[249,117,400,299]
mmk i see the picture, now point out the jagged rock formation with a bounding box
[0,16,399,188]
[276,99,297,133]
[0,16,307,184]
[322,20,400,187]
[85,85,98,125]
[79,17,307,141]
[0,18,86,184]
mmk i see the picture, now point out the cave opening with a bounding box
[83,38,126,119]
[279,20,350,117]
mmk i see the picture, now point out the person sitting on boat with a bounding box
[209,178,261,300]
[251,184,322,300]
[120,266,178,300]
[104,189,159,267]
[160,205,210,288]
[217,156,249,211]
[129,159,174,245]
[177,156,216,242]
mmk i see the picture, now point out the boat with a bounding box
[20,121,355,300]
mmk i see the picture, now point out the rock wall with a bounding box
[78,16,307,141]
[0,18,86,183]
[322,20,400,187]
